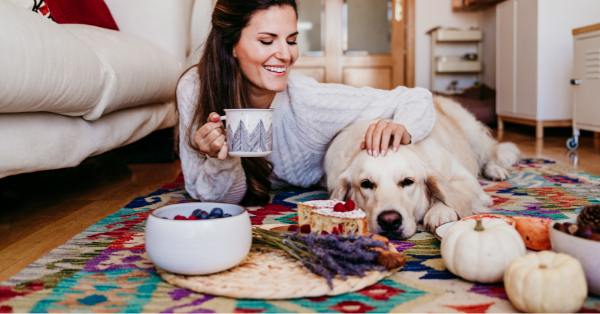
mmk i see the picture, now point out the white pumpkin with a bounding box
[504,251,587,313]
[441,218,526,283]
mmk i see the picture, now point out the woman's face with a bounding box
[233,5,299,95]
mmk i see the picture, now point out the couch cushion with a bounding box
[0,0,107,117]
[64,25,182,120]
[103,0,193,66]
[0,102,176,179]
[0,0,182,120]
[45,0,119,30]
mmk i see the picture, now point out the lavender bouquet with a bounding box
[252,227,404,289]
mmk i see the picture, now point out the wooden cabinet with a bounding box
[496,0,600,139]
[572,24,600,134]
[294,0,414,89]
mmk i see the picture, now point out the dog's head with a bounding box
[329,148,448,239]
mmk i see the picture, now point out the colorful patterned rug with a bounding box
[1,159,600,313]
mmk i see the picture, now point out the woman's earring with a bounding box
[233,50,237,58]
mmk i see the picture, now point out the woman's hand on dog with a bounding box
[194,112,228,160]
[360,121,411,157]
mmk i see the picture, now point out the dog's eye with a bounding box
[399,178,414,187]
[360,179,375,189]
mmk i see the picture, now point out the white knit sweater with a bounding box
[177,69,436,204]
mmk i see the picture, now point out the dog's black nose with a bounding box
[377,210,402,231]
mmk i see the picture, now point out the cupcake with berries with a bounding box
[296,200,367,235]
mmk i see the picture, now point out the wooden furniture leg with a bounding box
[497,116,504,132]
[536,121,544,139]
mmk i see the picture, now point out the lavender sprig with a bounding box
[252,228,389,289]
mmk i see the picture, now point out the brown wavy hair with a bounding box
[181,0,297,206]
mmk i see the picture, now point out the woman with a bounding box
[177,0,436,206]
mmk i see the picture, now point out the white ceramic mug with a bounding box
[221,109,274,157]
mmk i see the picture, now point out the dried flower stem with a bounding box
[251,227,392,289]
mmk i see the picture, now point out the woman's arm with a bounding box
[177,71,247,203]
[287,71,436,145]
[385,86,436,144]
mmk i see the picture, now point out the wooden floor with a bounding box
[496,124,600,176]
[0,151,181,283]
[0,125,599,283]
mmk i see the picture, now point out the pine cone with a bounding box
[578,204,600,227]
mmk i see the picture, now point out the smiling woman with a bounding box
[232,6,299,108]
[176,0,437,206]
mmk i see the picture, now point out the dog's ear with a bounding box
[425,172,445,206]
[425,170,471,218]
[329,173,354,201]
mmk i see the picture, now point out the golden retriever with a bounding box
[324,97,521,239]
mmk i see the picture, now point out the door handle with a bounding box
[571,79,580,85]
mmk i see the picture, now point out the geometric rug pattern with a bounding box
[1,158,599,313]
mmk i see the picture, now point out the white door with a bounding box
[496,0,516,115]
[514,0,537,118]
[573,30,600,131]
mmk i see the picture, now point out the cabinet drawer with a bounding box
[436,57,481,73]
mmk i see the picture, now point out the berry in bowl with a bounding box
[550,219,600,296]
[145,202,251,275]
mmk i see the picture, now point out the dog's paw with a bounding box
[478,193,494,207]
[423,204,459,233]
[484,163,509,181]
[473,205,491,214]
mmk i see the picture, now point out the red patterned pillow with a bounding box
[32,0,54,20]
[44,0,118,30]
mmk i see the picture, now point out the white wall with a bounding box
[536,0,600,120]
[479,6,496,89]
[188,0,215,67]
[415,0,481,90]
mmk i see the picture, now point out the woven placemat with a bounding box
[158,224,403,299]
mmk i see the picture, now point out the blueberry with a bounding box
[210,208,224,218]
[197,211,210,220]
[209,216,219,219]
[192,209,201,217]
[223,213,232,218]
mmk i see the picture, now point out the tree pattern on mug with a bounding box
[227,120,273,153]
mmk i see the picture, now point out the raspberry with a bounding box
[338,224,344,233]
[333,203,347,212]
[288,225,299,232]
[345,200,356,211]
[321,230,329,235]
[174,215,186,220]
[332,227,340,235]
[300,224,311,233]
[187,216,197,220]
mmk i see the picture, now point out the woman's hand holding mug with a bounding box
[194,112,228,160]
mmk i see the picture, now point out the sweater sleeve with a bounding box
[286,71,436,143]
[177,70,247,203]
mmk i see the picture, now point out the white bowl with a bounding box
[549,219,600,296]
[145,202,252,275]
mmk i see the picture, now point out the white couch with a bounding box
[0,0,212,179]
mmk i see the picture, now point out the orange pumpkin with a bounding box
[513,217,552,250]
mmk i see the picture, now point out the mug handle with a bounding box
[219,116,227,121]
